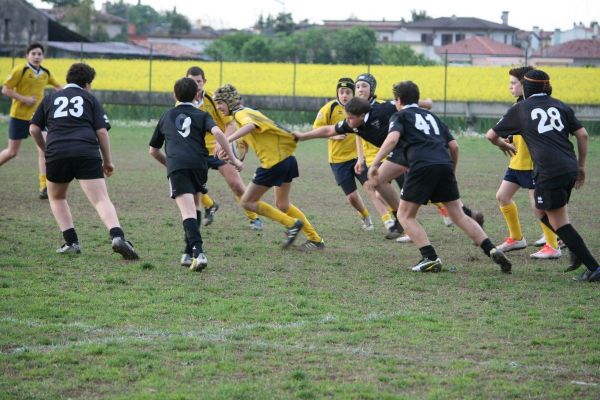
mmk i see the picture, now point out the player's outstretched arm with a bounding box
[485,129,516,157]
[29,124,46,152]
[227,123,255,143]
[293,125,337,141]
[96,128,114,177]
[212,126,243,171]
[573,127,588,189]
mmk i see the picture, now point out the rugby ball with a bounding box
[231,139,248,162]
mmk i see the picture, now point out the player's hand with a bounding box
[103,162,115,177]
[498,141,516,157]
[232,158,243,172]
[367,164,379,182]
[575,167,585,189]
[292,132,301,142]
[330,134,346,141]
[214,144,223,158]
[23,96,37,106]
[354,160,365,174]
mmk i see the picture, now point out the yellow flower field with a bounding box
[1,57,599,104]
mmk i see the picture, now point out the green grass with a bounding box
[0,122,599,399]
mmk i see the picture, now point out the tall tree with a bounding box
[331,26,378,64]
[62,0,93,37]
[379,44,436,66]
[41,0,81,6]
[410,9,431,22]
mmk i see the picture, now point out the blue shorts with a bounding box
[207,155,226,170]
[503,168,534,189]
[330,159,367,195]
[9,118,30,140]
[253,156,299,187]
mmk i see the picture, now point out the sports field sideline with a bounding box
[0,122,599,399]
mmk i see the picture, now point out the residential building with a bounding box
[435,36,524,65]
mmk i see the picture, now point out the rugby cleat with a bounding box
[564,250,582,272]
[300,240,325,251]
[385,220,404,240]
[490,247,512,274]
[498,237,527,252]
[203,203,219,226]
[361,215,374,231]
[189,253,208,272]
[39,187,48,200]
[533,235,546,247]
[411,257,442,273]
[180,253,193,267]
[56,242,81,254]
[249,218,264,231]
[111,237,139,260]
[282,219,304,249]
[396,234,412,243]
[530,244,561,259]
[572,268,600,282]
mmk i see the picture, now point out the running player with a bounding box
[1,43,61,199]
[29,63,138,259]
[185,66,262,231]
[149,77,242,271]
[213,84,324,250]
[486,69,599,282]
[495,67,561,259]
[383,81,511,273]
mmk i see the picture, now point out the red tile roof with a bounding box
[541,39,600,58]
[435,36,523,56]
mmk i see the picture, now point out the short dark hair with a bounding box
[344,97,371,116]
[186,66,206,79]
[174,77,198,102]
[26,43,44,54]
[392,81,420,105]
[66,63,96,87]
[509,66,534,81]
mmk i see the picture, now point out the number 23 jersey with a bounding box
[493,94,583,185]
[31,83,110,162]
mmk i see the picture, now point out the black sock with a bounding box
[109,227,124,239]
[540,215,557,234]
[480,238,495,257]
[556,224,599,271]
[183,218,203,257]
[196,209,202,225]
[62,228,78,245]
[419,245,438,260]
[462,205,473,218]
[183,233,192,255]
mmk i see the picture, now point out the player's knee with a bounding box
[275,201,289,213]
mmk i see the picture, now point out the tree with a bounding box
[331,26,378,64]
[62,0,93,37]
[127,3,162,34]
[410,9,431,22]
[205,31,254,60]
[379,44,436,66]
[241,35,272,62]
[168,13,191,35]
[41,0,81,6]
[273,12,294,35]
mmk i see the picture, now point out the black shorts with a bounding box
[401,164,460,205]
[168,168,208,199]
[46,157,104,183]
[330,159,367,195]
[504,168,535,189]
[534,173,577,210]
[207,155,226,170]
[386,149,408,167]
[8,118,30,140]
[253,156,299,187]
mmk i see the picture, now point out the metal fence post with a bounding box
[444,50,448,118]
[147,44,153,122]
[292,56,297,111]
[219,51,223,86]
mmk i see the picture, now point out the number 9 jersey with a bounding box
[492,93,583,186]
[30,83,110,163]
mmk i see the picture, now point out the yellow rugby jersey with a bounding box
[4,63,60,120]
[508,134,534,171]
[313,100,357,163]
[361,138,380,167]
[232,107,296,169]
[198,90,230,154]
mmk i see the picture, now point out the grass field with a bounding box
[0,121,599,399]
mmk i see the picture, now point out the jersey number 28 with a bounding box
[530,107,564,134]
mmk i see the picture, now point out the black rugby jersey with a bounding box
[334,100,397,147]
[30,83,109,162]
[493,94,582,184]
[149,103,215,176]
[388,104,454,171]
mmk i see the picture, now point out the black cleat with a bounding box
[472,211,484,227]
[111,237,139,260]
[300,240,325,251]
[203,203,219,226]
[573,268,600,282]
[490,247,512,274]
[39,187,48,200]
[282,219,304,249]
[385,220,404,240]
[410,257,442,273]
[564,250,582,272]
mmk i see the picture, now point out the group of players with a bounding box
[1,43,598,281]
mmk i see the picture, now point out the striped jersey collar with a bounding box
[402,103,419,109]
[64,83,83,90]
[27,62,42,76]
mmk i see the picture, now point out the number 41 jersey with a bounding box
[493,94,583,185]
[31,83,110,163]
[389,104,455,171]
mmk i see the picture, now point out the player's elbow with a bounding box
[485,129,497,142]
[149,146,160,157]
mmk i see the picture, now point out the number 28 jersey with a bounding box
[492,94,582,185]
[388,104,455,171]
[31,84,110,162]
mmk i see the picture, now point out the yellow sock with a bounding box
[286,204,322,243]
[235,196,259,221]
[540,221,559,249]
[359,208,370,219]
[381,213,393,224]
[500,202,522,240]
[201,194,214,209]
[256,201,296,227]
[39,174,46,191]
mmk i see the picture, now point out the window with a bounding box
[455,33,465,42]
[421,33,433,45]
[441,33,453,45]
[504,34,508,44]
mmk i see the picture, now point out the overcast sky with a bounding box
[31,0,599,32]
